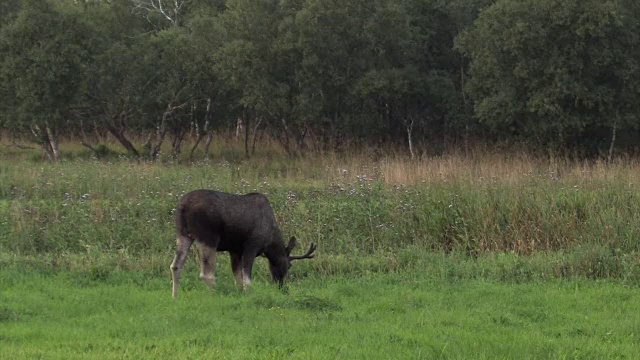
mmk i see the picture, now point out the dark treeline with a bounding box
[1,0,639,160]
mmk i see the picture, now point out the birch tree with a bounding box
[131,0,189,28]
[0,0,96,160]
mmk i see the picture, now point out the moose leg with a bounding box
[240,250,257,289]
[199,243,217,288]
[230,253,244,289]
[171,235,193,299]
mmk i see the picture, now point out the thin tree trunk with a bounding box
[151,102,188,161]
[189,133,204,159]
[93,121,107,143]
[150,118,168,161]
[235,118,245,141]
[331,112,342,153]
[460,60,466,105]
[171,129,185,159]
[30,124,57,161]
[296,125,308,155]
[30,124,51,160]
[203,132,213,159]
[608,115,618,163]
[281,118,292,156]
[105,114,140,157]
[150,128,168,160]
[189,101,197,139]
[142,132,153,153]
[244,113,250,158]
[189,98,211,160]
[79,120,98,154]
[250,116,263,156]
[405,116,415,159]
[242,111,250,159]
[45,125,60,161]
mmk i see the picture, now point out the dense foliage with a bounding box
[1,0,639,159]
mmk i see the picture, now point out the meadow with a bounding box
[2,271,639,359]
[1,139,640,358]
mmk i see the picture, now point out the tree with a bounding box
[0,0,98,160]
[216,0,301,156]
[130,0,188,28]
[457,0,640,154]
[0,0,21,23]
[80,0,226,160]
[293,0,375,151]
[352,0,433,156]
[184,11,230,159]
[78,0,151,157]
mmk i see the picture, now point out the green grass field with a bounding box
[1,143,640,358]
[2,269,639,359]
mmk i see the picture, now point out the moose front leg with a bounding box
[171,235,194,299]
[230,253,244,289]
[199,243,217,288]
[240,249,257,289]
[230,251,254,289]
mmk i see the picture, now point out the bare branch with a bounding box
[2,141,35,150]
[130,0,189,27]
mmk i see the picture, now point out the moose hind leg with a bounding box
[199,243,217,288]
[171,235,193,299]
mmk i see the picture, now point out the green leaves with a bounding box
[2,0,639,156]
[0,0,105,160]
[457,0,640,147]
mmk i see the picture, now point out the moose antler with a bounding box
[289,242,317,260]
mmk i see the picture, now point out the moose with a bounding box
[170,189,316,298]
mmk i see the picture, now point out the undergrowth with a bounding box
[1,141,640,284]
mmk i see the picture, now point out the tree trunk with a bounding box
[404,116,415,159]
[151,102,188,161]
[203,132,214,159]
[331,112,343,153]
[105,114,140,158]
[243,111,251,158]
[189,98,211,160]
[321,116,332,155]
[608,115,618,163]
[235,118,245,141]
[171,129,185,159]
[280,118,292,156]
[150,117,168,161]
[29,124,59,161]
[149,128,168,161]
[250,116,263,156]
[79,120,98,154]
[296,124,308,155]
[45,125,60,161]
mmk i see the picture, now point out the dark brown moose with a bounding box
[171,190,316,298]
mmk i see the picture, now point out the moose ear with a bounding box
[286,236,297,254]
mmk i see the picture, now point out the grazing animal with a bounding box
[170,189,316,298]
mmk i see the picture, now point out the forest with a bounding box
[1,0,639,160]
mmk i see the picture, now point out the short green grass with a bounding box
[1,269,639,359]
